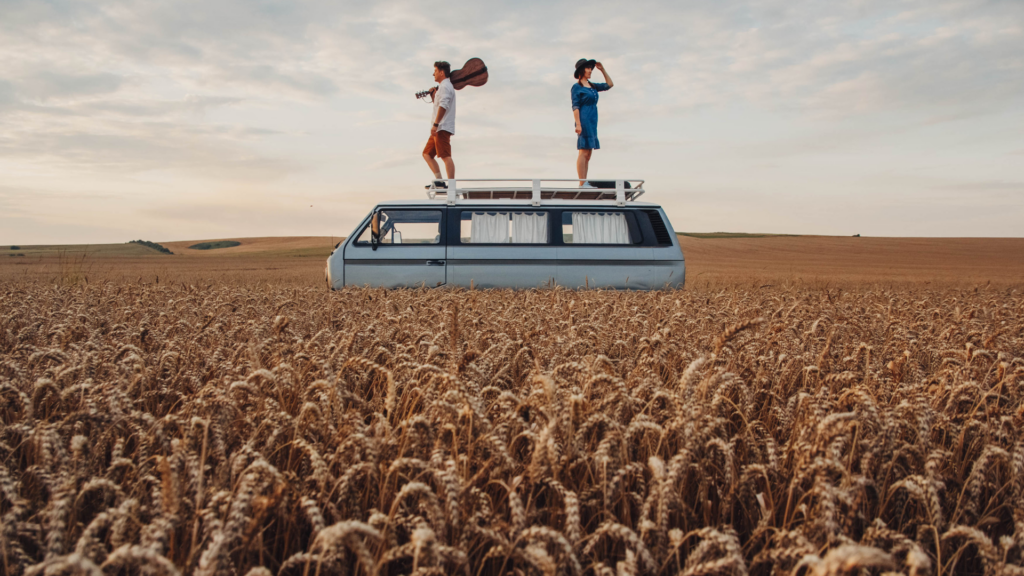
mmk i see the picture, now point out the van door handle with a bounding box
[425,260,445,266]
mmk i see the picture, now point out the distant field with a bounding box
[680,235,1024,284]
[677,232,798,239]
[0,237,339,285]
[2,235,1023,286]
[1,242,168,258]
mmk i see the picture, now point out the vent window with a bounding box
[644,210,673,245]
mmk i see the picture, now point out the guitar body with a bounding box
[415,58,488,99]
[450,58,488,90]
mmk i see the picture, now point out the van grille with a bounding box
[644,210,673,244]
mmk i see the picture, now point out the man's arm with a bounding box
[432,106,447,135]
[432,82,453,134]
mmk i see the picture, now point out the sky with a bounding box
[1,0,1022,244]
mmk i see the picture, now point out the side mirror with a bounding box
[371,211,380,251]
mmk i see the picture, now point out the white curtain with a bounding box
[511,212,547,244]
[571,213,629,244]
[470,212,509,243]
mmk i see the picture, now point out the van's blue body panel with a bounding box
[326,200,684,290]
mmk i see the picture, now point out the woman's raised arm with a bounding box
[596,62,613,88]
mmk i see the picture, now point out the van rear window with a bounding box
[561,212,642,244]
[459,211,549,244]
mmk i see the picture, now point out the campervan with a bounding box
[325,179,684,290]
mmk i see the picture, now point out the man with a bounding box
[423,61,456,188]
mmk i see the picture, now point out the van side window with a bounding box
[459,211,548,244]
[356,210,442,245]
[561,212,642,244]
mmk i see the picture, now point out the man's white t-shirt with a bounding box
[432,78,456,135]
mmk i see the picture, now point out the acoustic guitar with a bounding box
[416,58,488,99]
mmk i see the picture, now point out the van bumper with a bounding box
[661,261,685,289]
[326,253,344,290]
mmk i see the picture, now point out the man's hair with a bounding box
[434,61,451,78]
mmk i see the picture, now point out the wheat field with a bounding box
[1,281,1022,575]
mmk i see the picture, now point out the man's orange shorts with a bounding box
[423,130,453,159]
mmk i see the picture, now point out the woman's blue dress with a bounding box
[572,82,610,150]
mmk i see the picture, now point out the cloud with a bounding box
[68,95,246,119]
[14,71,124,101]
[0,80,15,108]
[935,180,1024,197]
[0,121,297,180]
[213,65,338,99]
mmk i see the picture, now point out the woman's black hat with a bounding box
[574,58,597,79]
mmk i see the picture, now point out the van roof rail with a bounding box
[425,178,645,207]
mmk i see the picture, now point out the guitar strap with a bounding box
[454,65,488,88]
[458,66,488,82]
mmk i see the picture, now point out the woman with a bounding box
[571,58,613,186]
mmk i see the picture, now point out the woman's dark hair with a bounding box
[577,65,593,85]
[577,65,594,85]
[434,61,451,78]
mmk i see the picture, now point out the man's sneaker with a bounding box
[425,180,448,190]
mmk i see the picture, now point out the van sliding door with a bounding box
[447,209,555,288]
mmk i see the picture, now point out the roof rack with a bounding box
[425,179,645,207]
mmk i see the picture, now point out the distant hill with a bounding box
[128,240,173,254]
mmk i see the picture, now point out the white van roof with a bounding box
[375,199,664,208]
[401,178,655,208]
